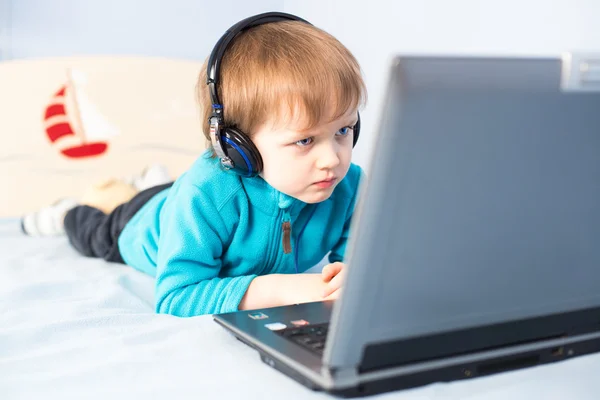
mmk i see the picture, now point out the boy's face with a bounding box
[252,108,357,204]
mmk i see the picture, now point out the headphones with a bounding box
[206,12,361,177]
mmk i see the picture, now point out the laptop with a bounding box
[214,54,600,397]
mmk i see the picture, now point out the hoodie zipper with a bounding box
[278,204,317,273]
[281,211,292,254]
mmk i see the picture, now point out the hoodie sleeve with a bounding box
[329,165,365,263]
[154,182,256,317]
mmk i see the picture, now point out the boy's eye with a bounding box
[295,137,314,147]
[336,126,352,136]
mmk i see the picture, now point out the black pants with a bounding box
[64,182,173,263]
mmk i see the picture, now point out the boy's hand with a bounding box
[240,273,336,311]
[279,274,334,305]
[321,262,346,298]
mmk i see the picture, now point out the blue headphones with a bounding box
[206,12,361,177]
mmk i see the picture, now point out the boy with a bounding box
[23,13,366,317]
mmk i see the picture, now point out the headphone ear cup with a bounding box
[352,112,361,148]
[220,127,264,176]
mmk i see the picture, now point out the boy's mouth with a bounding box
[314,177,337,189]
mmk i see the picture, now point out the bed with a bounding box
[2,57,600,400]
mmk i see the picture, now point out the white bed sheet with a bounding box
[1,217,600,400]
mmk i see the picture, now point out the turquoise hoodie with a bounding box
[118,152,363,317]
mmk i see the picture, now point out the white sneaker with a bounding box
[21,198,79,236]
[124,164,172,192]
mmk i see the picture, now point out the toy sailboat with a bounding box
[43,68,119,159]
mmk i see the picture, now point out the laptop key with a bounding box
[284,328,304,337]
[275,323,330,356]
[311,342,325,351]
[297,337,317,345]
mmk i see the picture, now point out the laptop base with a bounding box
[255,333,600,398]
[332,335,600,397]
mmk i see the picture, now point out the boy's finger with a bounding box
[321,262,343,282]
[322,278,338,297]
[323,270,345,297]
[321,267,335,283]
[324,288,340,301]
[322,284,335,298]
[329,271,344,291]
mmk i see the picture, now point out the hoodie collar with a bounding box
[242,176,307,217]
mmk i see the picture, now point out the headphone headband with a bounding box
[206,12,311,109]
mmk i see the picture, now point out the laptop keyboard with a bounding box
[276,323,330,355]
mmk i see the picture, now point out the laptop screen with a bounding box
[338,56,600,351]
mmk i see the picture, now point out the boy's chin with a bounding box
[294,188,335,204]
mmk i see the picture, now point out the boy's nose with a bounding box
[316,142,341,170]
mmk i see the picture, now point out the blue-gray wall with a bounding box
[1,0,283,60]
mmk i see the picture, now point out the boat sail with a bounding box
[43,68,119,159]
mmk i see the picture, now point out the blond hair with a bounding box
[197,20,367,151]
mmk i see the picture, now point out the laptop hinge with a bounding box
[561,52,600,91]
[322,366,358,387]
